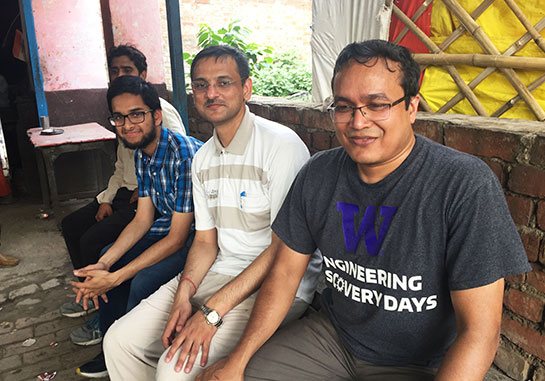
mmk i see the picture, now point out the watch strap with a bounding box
[199,304,223,328]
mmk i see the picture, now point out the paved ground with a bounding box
[0,198,103,381]
[0,197,515,381]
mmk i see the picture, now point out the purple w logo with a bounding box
[337,202,398,255]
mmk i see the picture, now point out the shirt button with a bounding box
[153,172,156,176]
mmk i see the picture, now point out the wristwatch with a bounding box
[200,304,223,328]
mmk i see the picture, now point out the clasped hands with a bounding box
[69,262,120,310]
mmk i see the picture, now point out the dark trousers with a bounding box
[98,232,193,334]
[61,187,136,277]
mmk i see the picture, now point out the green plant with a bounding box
[253,51,312,99]
[183,20,273,76]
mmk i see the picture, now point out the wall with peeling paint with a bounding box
[109,0,165,84]
[32,0,108,92]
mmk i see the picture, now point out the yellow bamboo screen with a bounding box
[394,0,545,121]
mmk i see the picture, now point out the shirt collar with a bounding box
[213,105,254,155]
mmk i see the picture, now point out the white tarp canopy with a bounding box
[311,0,392,104]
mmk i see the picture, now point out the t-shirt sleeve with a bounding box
[272,159,318,255]
[445,164,531,290]
[267,136,310,223]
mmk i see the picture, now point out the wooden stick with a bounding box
[441,0,545,120]
[392,4,489,116]
[393,0,433,45]
[492,73,545,117]
[418,94,434,112]
[503,0,545,53]
[437,0,496,52]
[438,16,545,113]
[414,53,545,70]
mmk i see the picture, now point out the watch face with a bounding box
[207,310,220,325]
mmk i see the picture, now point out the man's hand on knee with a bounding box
[95,203,113,221]
[196,357,244,381]
[164,309,217,373]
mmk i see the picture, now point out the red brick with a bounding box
[271,106,300,125]
[537,202,545,231]
[506,273,527,285]
[444,126,521,162]
[413,119,443,143]
[482,158,505,186]
[530,135,545,167]
[528,263,545,294]
[248,103,271,120]
[509,165,545,198]
[331,134,341,148]
[506,195,534,226]
[302,109,334,132]
[502,318,545,361]
[294,126,311,150]
[494,342,531,380]
[312,131,331,151]
[519,229,541,262]
[504,289,544,323]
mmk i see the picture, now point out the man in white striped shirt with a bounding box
[103,45,321,381]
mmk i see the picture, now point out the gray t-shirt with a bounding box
[273,134,530,368]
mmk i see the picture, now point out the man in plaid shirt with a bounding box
[71,75,202,378]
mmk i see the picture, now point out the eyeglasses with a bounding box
[108,110,153,127]
[191,79,244,94]
[327,96,407,124]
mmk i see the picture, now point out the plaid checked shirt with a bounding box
[135,127,203,235]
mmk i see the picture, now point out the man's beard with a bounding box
[119,123,157,150]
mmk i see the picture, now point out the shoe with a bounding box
[76,352,108,378]
[60,299,96,318]
[0,253,19,267]
[70,314,102,346]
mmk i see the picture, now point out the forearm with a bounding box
[99,217,152,269]
[435,328,499,380]
[173,237,219,300]
[206,240,279,316]
[114,228,190,284]
[227,262,300,368]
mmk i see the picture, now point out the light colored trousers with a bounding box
[104,271,309,380]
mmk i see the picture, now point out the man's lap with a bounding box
[245,309,436,381]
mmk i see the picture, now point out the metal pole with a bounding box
[20,0,49,127]
[165,0,189,134]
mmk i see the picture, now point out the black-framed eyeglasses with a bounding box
[327,96,408,124]
[191,78,245,94]
[108,110,153,127]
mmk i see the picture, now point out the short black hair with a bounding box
[107,76,161,113]
[332,40,421,108]
[107,45,148,74]
[190,45,250,81]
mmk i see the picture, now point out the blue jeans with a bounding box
[98,232,193,334]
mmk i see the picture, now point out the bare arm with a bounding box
[435,279,504,380]
[165,232,285,373]
[197,240,310,380]
[73,197,193,294]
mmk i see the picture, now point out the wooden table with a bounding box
[27,122,116,219]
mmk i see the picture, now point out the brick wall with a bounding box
[188,95,545,380]
[158,0,312,90]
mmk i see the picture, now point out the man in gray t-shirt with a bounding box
[196,40,530,381]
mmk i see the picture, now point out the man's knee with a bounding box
[103,319,123,355]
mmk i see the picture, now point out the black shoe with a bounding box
[76,352,108,378]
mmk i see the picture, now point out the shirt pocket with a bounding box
[239,191,269,213]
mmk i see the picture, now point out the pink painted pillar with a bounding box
[109,0,166,85]
[32,0,108,92]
